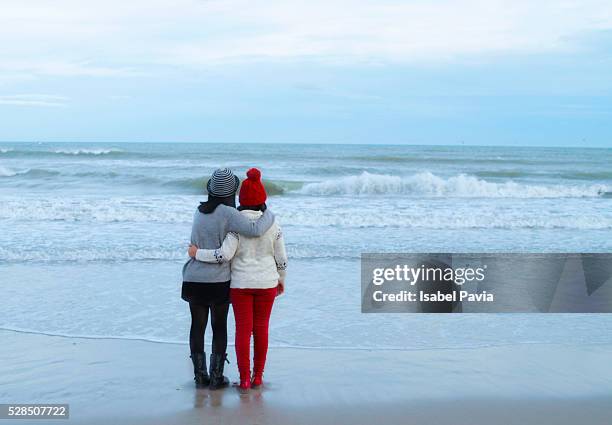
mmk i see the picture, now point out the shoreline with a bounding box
[2,329,611,425]
[5,325,612,352]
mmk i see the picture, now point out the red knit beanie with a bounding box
[239,168,267,206]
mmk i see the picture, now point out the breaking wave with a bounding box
[0,166,18,177]
[298,172,609,198]
[2,166,610,199]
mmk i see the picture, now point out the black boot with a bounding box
[190,352,210,388]
[208,353,230,390]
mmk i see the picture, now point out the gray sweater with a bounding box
[182,205,274,283]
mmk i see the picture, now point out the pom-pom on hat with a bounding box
[239,168,267,206]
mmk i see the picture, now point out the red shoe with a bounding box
[238,375,251,394]
[251,374,263,388]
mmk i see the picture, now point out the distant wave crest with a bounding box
[0,147,125,157]
[0,166,17,177]
[298,172,609,198]
[0,167,61,178]
[53,148,124,156]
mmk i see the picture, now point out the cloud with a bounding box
[0,94,69,107]
[1,0,612,76]
[170,1,612,62]
[0,60,143,78]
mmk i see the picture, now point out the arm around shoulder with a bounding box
[226,206,275,237]
[195,233,239,264]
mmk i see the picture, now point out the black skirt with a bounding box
[181,281,231,305]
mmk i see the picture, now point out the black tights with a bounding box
[189,302,229,355]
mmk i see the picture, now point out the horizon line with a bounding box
[1,139,611,150]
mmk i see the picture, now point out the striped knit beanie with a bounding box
[206,168,240,197]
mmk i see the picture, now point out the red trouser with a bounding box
[230,287,277,380]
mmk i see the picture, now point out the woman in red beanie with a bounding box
[188,168,287,393]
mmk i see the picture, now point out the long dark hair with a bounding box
[198,194,236,214]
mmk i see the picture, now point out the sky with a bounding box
[0,0,611,146]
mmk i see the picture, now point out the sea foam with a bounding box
[1,196,610,230]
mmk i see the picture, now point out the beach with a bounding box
[2,329,611,424]
[3,0,612,421]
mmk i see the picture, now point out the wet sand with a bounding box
[1,329,611,425]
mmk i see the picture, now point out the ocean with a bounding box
[1,142,612,350]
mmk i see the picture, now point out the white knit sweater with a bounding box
[195,209,287,289]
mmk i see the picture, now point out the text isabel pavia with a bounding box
[371,264,493,303]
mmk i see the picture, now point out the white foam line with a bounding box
[1,326,609,352]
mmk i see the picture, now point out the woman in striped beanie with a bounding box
[189,168,287,393]
[182,167,275,390]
